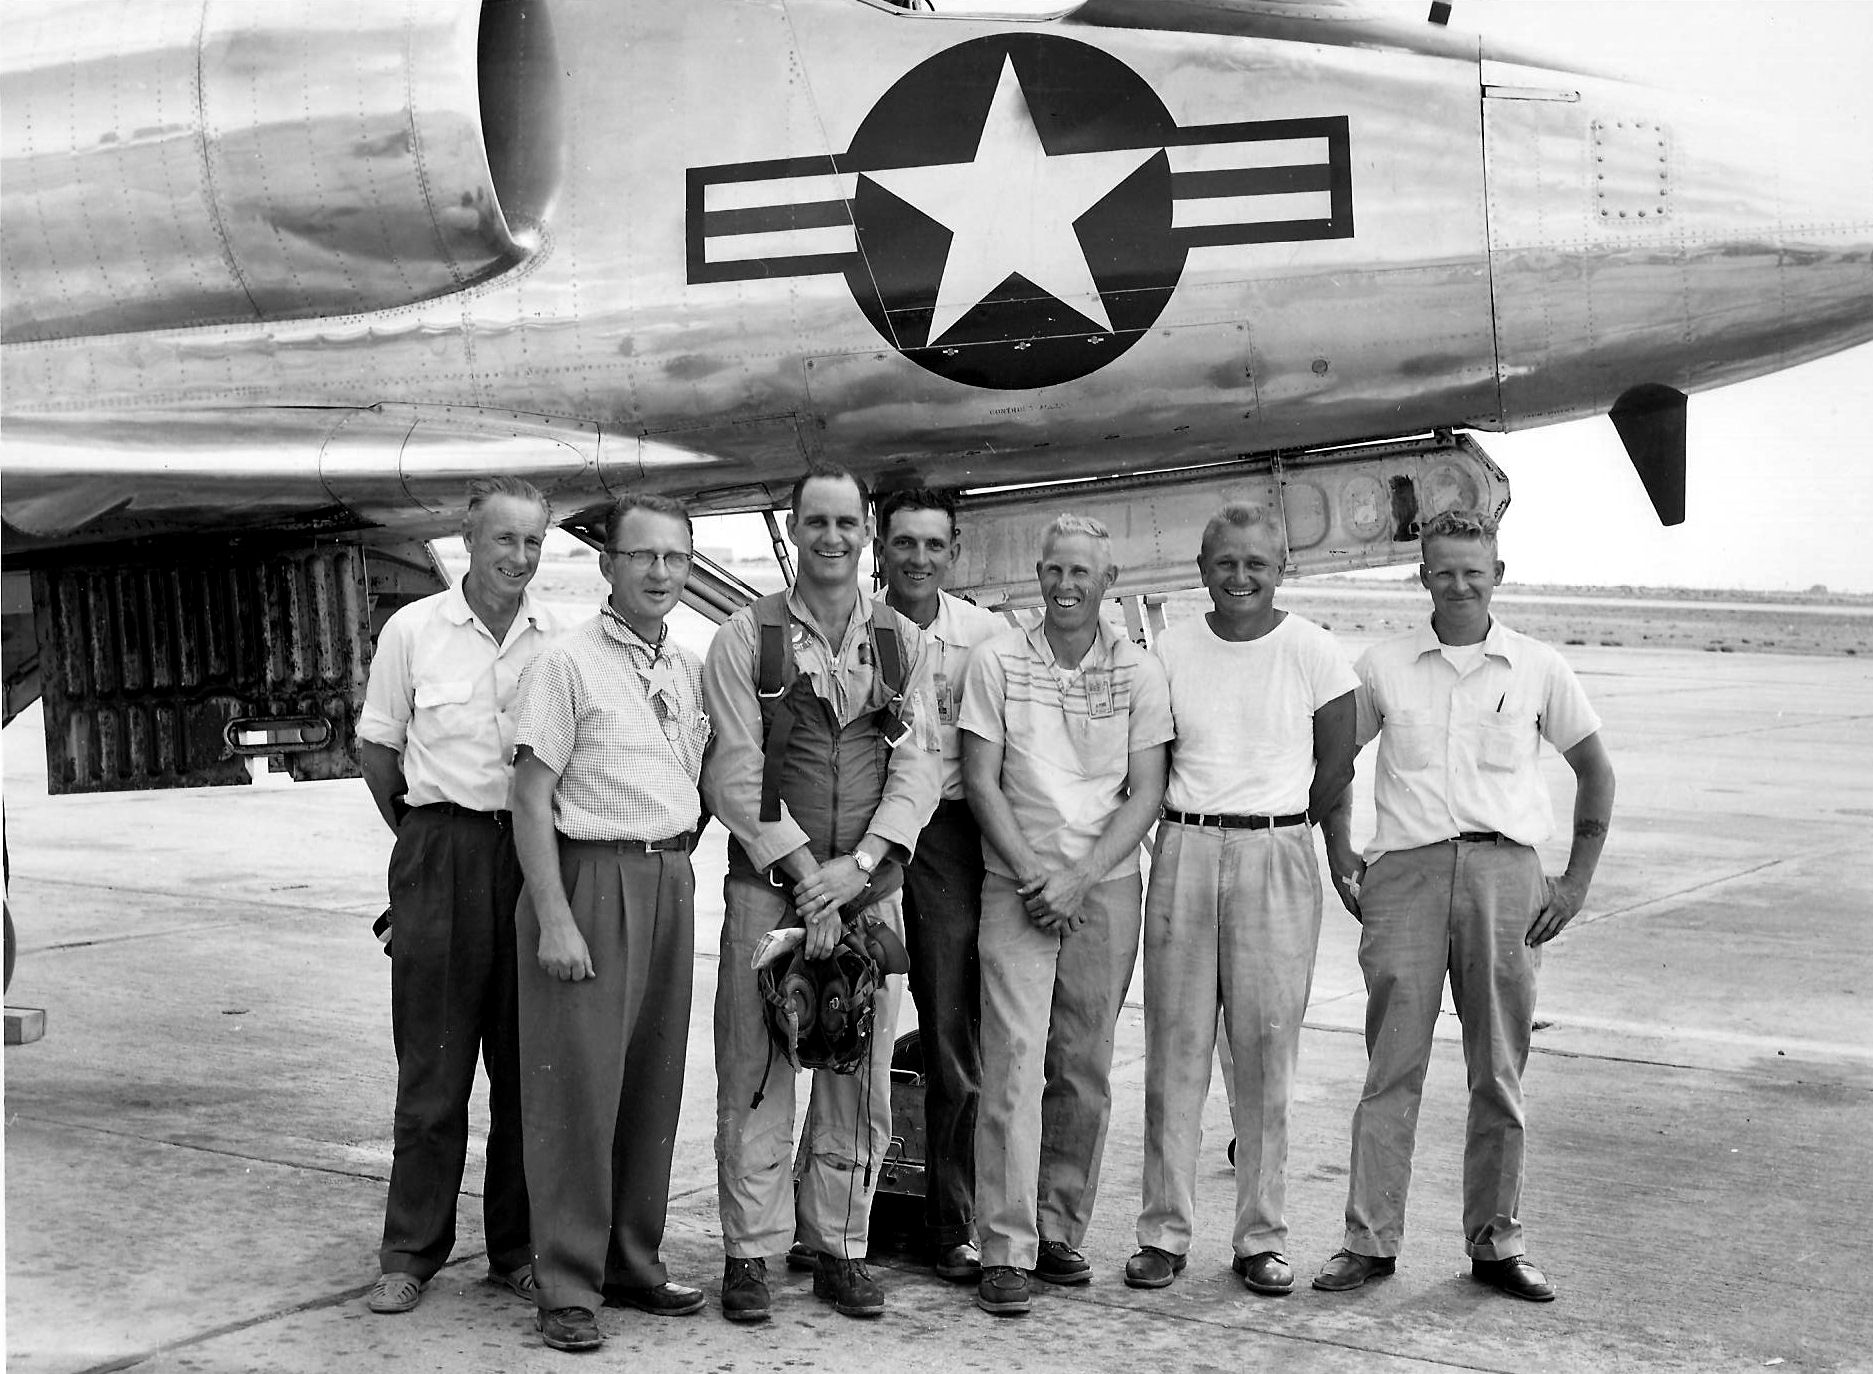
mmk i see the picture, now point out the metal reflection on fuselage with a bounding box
[0,0,1869,552]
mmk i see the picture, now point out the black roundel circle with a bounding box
[843,34,1185,390]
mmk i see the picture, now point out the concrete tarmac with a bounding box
[4,635,1872,1373]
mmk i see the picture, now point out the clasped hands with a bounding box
[793,854,871,958]
[1017,866,1093,934]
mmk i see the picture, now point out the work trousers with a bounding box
[901,799,986,1248]
[517,840,694,1313]
[380,806,530,1279]
[715,879,904,1259]
[1137,822,1323,1259]
[975,870,1142,1271]
[1343,839,1544,1261]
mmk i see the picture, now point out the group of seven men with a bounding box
[357,468,1614,1351]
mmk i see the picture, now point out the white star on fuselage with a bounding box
[864,55,1159,346]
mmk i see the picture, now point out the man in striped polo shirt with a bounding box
[959,513,1172,1316]
[509,493,712,1352]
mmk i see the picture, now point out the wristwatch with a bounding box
[849,850,877,880]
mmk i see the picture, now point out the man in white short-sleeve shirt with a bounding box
[356,476,560,1315]
[1126,504,1357,1299]
[1312,509,1615,1305]
[871,488,1007,1281]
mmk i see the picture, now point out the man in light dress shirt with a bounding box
[1313,509,1615,1303]
[509,493,711,1351]
[358,476,558,1315]
[871,487,1005,1282]
[960,514,1172,1317]
[702,468,940,1323]
[1126,503,1357,1298]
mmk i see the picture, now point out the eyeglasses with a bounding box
[608,548,693,574]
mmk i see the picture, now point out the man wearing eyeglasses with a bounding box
[508,493,712,1352]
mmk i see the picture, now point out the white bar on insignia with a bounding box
[1172,191,1334,230]
[705,223,858,264]
[705,172,859,213]
[1168,138,1329,175]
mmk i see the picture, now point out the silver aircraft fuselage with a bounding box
[2,0,1870,549]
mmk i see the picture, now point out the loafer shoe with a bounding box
[537,1306,603,1352]
[1233,1251,1293,1295]
[367,1272,424,1314]
[977,1265,1031,1316]
[1471,1255,1555,1302]
[1311,1249,1396,1292]
[1033,1239,1092,1286]
[721,1257,771,1323]
[934,1241,983,1283]
[1123,1246,1187,1290]
[487,1263,536,1300]
[785,1241,817,1272]
[813,1253,885,1318]
[607,1280,706,1316]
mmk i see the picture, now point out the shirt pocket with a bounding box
[1385,709,1438,770]
[414,679,473,710]
[1475,712,1536,772]
[413,678,481,749]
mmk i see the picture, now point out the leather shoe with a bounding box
[1033,1239,1092,1286]
[1233,1251,1293,1295]
[934,1241,982,1282]
[537,1306,603,1352]
[785,1241,817,1272]
[1123,1247,1187,1289]
[1311,1249,1396,1292]
[977,1265,1031,1316]
[1471,1255,1555,1302]
[605,1280,706,1316]
[721,1256,771,1323]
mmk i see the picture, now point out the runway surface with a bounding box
[4,629,1871,1373]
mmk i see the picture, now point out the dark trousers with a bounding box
[380,807,531,1279]
[517,840,695,1313]
[902,798,986,1248]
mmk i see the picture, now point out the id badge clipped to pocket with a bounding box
[934,671,956,726]
[1084,668,1114,720]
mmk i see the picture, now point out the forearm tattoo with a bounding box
[1574,818,1610,840]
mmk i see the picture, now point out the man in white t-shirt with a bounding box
[1126,503,1357,1298]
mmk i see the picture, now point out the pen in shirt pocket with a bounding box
[1496,693,1506,713]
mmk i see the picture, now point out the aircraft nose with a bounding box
[1485,74,1873,425]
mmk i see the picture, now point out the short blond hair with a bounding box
[1200,502,1287,562]
[1039,513,1110,561]
[1419,508,1498,555]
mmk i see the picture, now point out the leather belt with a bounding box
[1453,831,1506,844]
[569,833,692,853]
[1161,808,1308,830]
[418,801,512,826]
